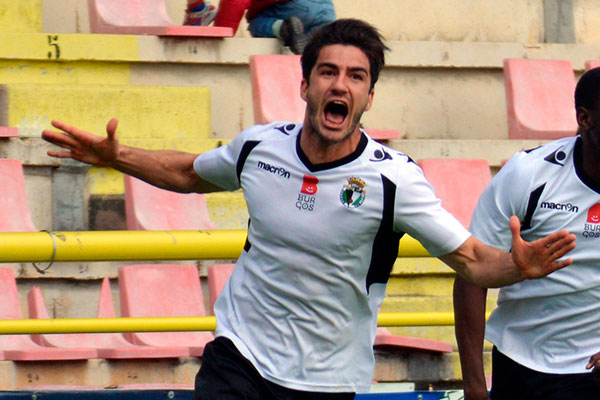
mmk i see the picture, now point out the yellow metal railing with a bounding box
[0,230,465,334]
[0,230,429,263]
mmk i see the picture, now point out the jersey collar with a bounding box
[296,129,369,172]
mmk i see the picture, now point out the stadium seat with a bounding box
[118,264,214,356]
[27,278,189,359]
[124,175,215,231]
[249,54,400,140]
[585,60,600,70]
[0,127,18,137]
[0,267,97,361]
[117,383,194,390]
[373,328,453,353]
[503,58,577,140]
[417,158,492,228]
[88,0,233,37]
[0,159,37,232]
[206,264,236,314]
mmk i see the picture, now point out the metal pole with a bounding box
[0,230,429,262]
[0,312,485,335]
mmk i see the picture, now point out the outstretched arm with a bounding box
[453,276,490,400]
[42,119,223,194]
[440,216,575,288]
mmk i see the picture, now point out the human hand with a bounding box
[41,118,120,167]
[586,351,600,381]
[509,216,576,280]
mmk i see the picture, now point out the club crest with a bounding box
[340,177,366,208]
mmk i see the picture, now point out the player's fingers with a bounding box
[106,118,118,139]
[50,119,89,139]
[42,129,81,149]
[47,150,73,159]
[545,235,576,258]
[536,229,573,249]
[586,352,600,369]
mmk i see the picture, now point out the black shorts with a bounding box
[490,347,600,400]
[194,337,356,400]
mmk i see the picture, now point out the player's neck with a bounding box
[299,123,362,165]
[581,134,600,185]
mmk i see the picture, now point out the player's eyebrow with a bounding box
[316,62,369,76]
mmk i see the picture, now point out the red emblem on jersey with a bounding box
[301,175,319,195]
[587,203,600,223]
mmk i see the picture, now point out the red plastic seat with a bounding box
[118,264,214,356]
[249,54,399,140]
[0,127,18,137]
[0,159,37,232]
[88,0,233,37]
[585,60,600,70]
[373,328,453,353]
[503,58,577,140]
[0,267,97,361]
[417,158,492,228]
[124,175,215,231]
[27,278,189,359]
[206,264,236,314]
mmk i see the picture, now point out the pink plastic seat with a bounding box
[249,54,399,140]
[0,159,37,232]
[503,58,577,140]
[118,264,214,356]
[0,127,18,137]
[418,159,492,228]
[124,175,215,231]
[206,264,236,314]
[27,278,189,359]
[0,267,97,361]
[373,328,453,353]
[88,0,233,37]
[585,60,600,70]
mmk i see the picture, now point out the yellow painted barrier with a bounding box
[0,312,490,334]
[0,230,429,262]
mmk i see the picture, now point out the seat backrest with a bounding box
[503,58,577,140]
[0,267,23,320]
[119,264,212,346]
[249,54,305,124]
[585,60,600,70]
[417,159,492,228]
[88,0,173,29]
[123,175,215,230]
[0,159,36,232]
[206,264,235,314]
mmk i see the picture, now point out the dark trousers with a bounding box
[491,347,600,400]
[194,337,356,400]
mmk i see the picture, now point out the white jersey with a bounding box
[471,136,600,374]
[193,122,470,392]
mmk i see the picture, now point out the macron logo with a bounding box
[540,201,579,213]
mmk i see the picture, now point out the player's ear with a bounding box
[300,78,308,102]
[577,107,593,130]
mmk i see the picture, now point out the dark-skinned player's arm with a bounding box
[42,119,223,194]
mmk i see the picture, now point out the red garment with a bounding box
[246,0,291,21]
[214,0,251,33]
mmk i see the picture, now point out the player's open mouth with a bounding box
[324,100,348,127]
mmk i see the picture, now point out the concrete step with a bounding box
[0,0,42,33]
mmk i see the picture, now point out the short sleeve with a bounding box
[193,125,263,191]
[393,160,471,257]
[470,152,532,251]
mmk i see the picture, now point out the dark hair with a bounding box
[301,19,389,90]
[575,67,600,110]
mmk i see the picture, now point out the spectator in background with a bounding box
[184,0,218,26]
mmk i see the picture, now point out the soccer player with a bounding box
[42,19,575,400]
[454,68,600,400]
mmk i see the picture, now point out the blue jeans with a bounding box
[248,0,336,38]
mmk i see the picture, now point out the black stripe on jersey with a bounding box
[521,183,546,231]
[236,141,261,184]
[296,131,369,172]
[365,175,404,294]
